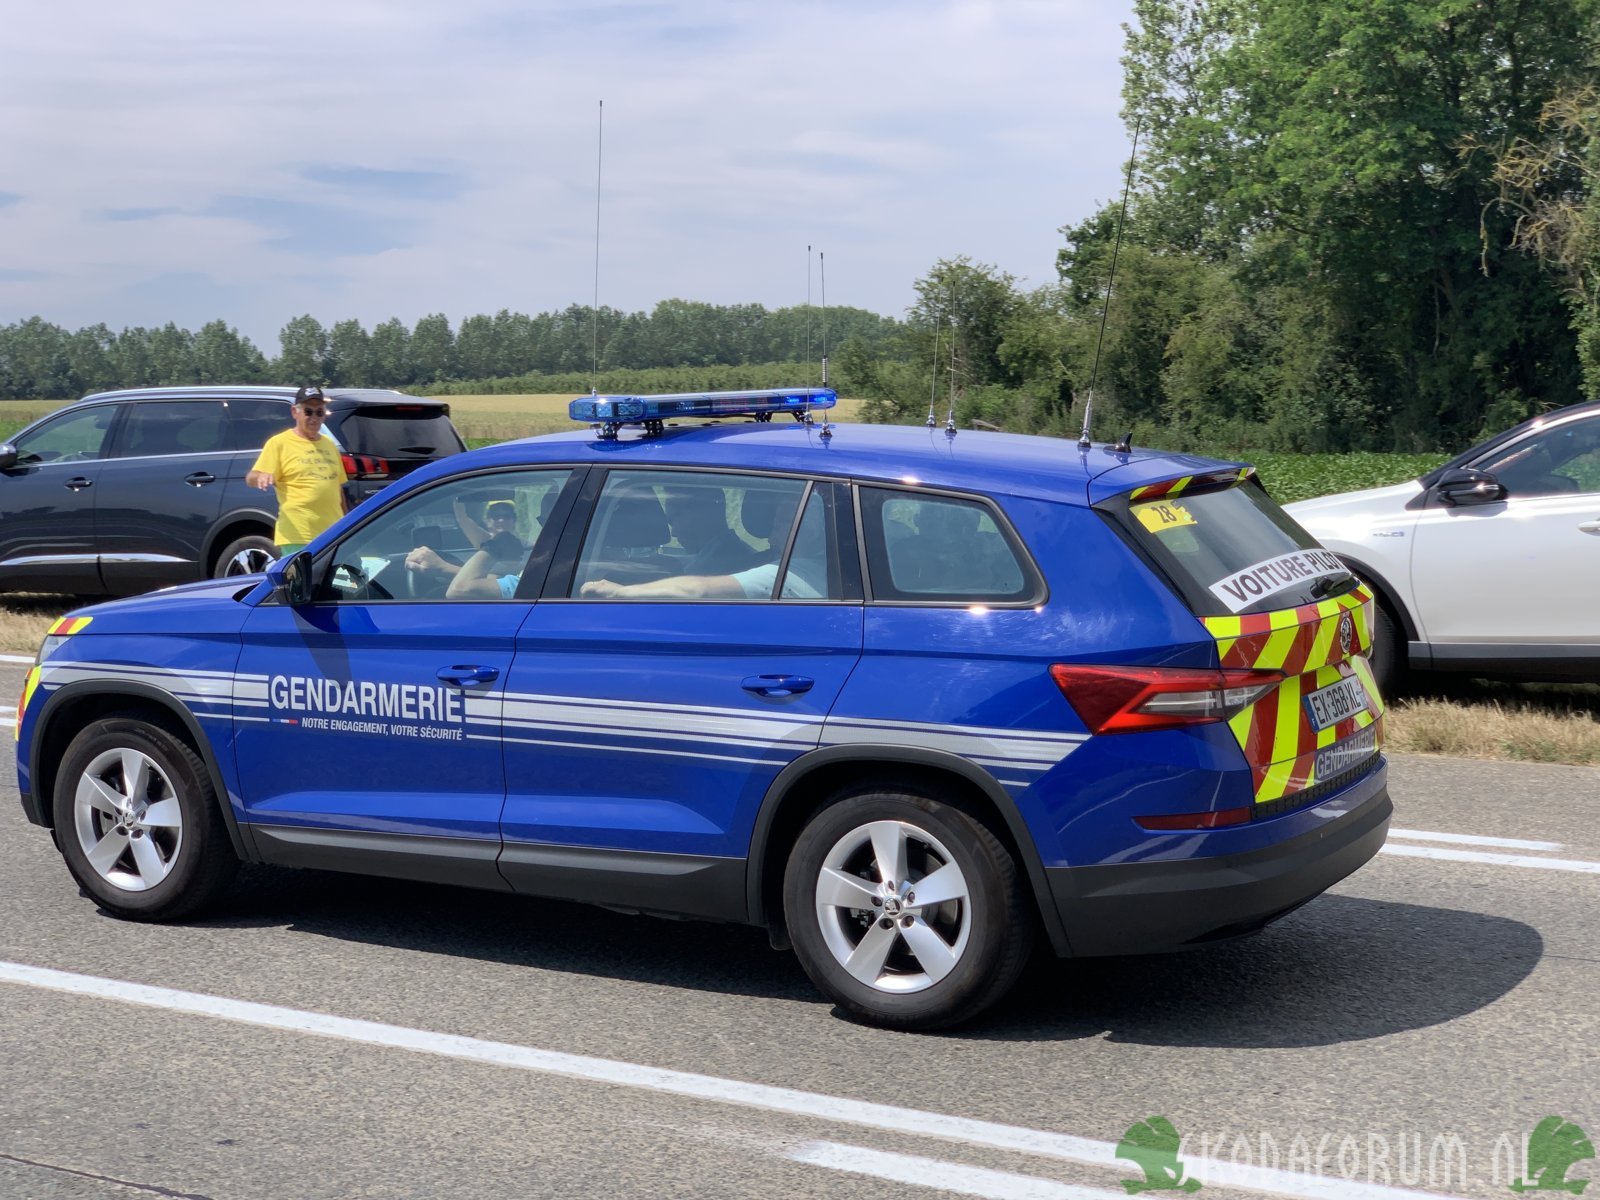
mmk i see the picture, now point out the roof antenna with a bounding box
[817,250,832,440]
[590,99,604,398]
[924,317,941,428]
[1080,113,1141,450]
[944,288,958,437]
[819,250,828,386]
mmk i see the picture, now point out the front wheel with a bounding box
[214,534,277,579]
[52,717,237,921]
[783,788,1032,1030]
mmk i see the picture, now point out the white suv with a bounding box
[1286,401,1600,693]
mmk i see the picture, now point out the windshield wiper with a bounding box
[1309,572,1358,600]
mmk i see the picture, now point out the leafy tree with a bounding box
[326,319,371,387]
[148,322,197,386]
[409,313,456,384]
[369,318,411,386]
[193,320,265,383]
[276,315,329,385]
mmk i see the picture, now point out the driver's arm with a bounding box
[446,548,511,600]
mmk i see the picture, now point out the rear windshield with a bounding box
[1113,481,1353,616]
[331,406,464,458]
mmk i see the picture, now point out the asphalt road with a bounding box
[2,654,1597,1200]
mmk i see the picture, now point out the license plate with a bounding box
[1314,724,1379,779]
[1303,674,1371,732]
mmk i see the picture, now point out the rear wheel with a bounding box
[214,534,277,579]
[52,717,237,920]
[783,788,1032,1030]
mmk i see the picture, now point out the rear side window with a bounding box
[224,399,291,452]
[330,406,464,458]
[115,401,229,457]
[1119,482,1349,616]
[13,405,116,464]
[859,487,1035,603]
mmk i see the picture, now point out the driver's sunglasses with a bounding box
[299,407,327,418]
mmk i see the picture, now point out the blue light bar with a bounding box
[569,387,836,428]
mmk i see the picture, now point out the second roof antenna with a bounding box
[1080,113,1142,449]
[590,99,604,396]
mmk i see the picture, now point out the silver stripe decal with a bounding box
[500,732,778,765]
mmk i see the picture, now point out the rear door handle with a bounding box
[436,665,500,686]
[184,471,217,486]
[742,673,814,698]
[1579,519,1600,534]
[64,476,93,491]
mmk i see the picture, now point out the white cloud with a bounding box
[0,0,1134,350]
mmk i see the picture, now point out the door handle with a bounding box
[742,673,815,698]
[184,471,217,486]
[64,476,93,491]
[1579,519,1600,535]
[436,665,500,686]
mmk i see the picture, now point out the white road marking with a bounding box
[788,1142,1128,1200]
[0,654,35,664]
[0,962,1465,1200]
[1388,829,1563,852]
[1381,843,1600,874]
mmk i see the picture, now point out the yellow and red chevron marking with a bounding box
[46,615,93,636]
[1203,585,1384,803]
[1127,467,1252,502]
[15,666,41,742]
[1200,584,1373,675]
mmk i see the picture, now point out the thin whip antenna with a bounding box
[819,251,828,385]
[1081,113,1141,448]
[591,99,604,394]
[925,318,940,427]
[945,291,958,433]
[806,245,814,382]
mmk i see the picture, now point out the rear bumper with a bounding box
[1045,763,1391,957]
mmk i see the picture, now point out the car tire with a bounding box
[214,535,277,579]
[1368,599,1406,698]
[52,716,238,921]
[783,787,1032,1030]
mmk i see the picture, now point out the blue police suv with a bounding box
[15,388,1391,1029]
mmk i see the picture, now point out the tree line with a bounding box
[0,302,902,401]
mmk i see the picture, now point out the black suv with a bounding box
[0,386,465,596]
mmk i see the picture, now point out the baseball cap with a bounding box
[294,385,326,406]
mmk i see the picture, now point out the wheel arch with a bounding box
[746,745,1071,955]
[30,680,256,862]
[1336,554,1418,643]
[204,513,276,576]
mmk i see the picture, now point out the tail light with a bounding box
[340,453,392,480]
[1049,663,1283,734]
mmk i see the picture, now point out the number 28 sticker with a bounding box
[1133,500,1198,534]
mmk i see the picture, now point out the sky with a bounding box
[1,0,1137,352]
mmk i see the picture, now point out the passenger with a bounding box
[407,499,522,582]
[661,485,762,576]
[578,555,820,600]
[443,531,531,600]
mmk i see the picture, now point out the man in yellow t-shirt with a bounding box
[246,385,350,554]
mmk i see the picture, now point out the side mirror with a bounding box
[266,551,314,606]
[1433,467,1506,507]
[0,443,17,470]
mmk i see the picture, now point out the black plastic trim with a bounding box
[28,679,256,861]
[747,743,1073,955]
[499,841,746,921]
[1046,769,1391,957]
[249,824,509,891]
[1421,642,1600,682]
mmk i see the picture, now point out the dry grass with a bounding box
[0,595,75,655]
[1385,696,1600,764]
